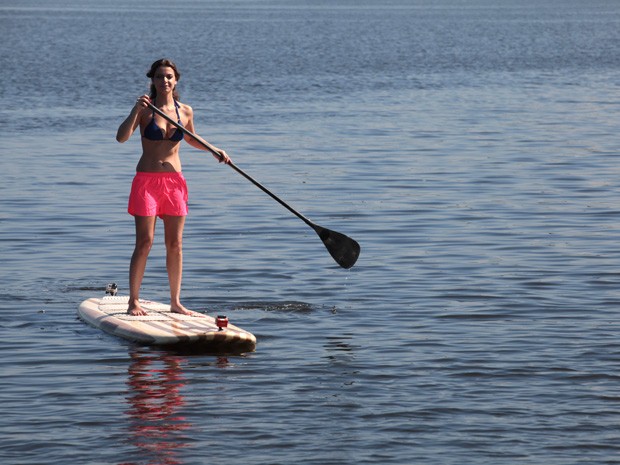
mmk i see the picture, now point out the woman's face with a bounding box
[152,66,177,95]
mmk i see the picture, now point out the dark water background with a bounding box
[2,0,620,464]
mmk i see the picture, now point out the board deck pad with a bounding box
[78,295,256,353]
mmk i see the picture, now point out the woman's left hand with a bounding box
[215,149,231,164]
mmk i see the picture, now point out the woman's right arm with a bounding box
[116,96,149,143]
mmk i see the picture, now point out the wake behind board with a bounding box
[78,292,256,353]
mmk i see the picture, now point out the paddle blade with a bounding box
[312,224,360,269]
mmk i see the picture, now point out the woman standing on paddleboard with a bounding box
[116,58,230,316]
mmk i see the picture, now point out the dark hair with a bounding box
[146,58,181,100]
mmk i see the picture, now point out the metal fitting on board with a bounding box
[216,315,229,331]
[106,283,118,296]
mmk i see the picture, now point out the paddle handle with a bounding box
[146,102,316,229]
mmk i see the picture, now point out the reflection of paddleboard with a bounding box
[78,291,256,353]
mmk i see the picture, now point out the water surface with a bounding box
[2,1,620,464]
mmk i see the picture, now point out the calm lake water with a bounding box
[2,0,620,464]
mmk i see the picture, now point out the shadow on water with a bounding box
[231,301,315,313]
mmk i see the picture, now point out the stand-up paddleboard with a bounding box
[78,284,256,353]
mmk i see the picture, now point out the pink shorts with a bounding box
[128,172,189,218]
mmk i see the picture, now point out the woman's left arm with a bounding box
[183,105,231,164]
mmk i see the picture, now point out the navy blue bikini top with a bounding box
[142,101,184,142]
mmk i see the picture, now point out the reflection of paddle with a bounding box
[147,102,360,269]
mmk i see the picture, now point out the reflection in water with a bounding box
[323,336,359,388]
[121,349,192,465]
[323,335,356,363]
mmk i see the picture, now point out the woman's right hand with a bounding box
[117,95,150,143]
[134,94,151,110]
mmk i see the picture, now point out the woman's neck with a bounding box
[154,94,176,108]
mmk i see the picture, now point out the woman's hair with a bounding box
[146,58,181,100]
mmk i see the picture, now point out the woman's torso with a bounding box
[136,101,185,172]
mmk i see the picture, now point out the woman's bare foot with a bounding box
[128,299,148,316]
[170,303,205,317]
[170,303,193,316]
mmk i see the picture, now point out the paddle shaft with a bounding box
[146,101,360,269]
[147,102,317,230]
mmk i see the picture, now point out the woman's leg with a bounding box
[163,215,190,314]
[128,215,157,315]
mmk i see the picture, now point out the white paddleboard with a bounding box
[78,294,256,353]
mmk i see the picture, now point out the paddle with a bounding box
[147,102,360,269]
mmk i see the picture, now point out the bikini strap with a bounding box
[174,100,182,123]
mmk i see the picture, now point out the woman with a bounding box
[116,58,230,316]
